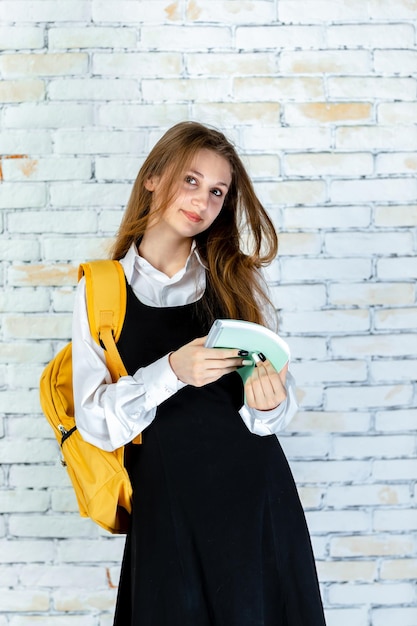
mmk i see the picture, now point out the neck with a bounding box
[138,229,193,278]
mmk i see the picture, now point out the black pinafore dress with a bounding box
[113,285,326,626]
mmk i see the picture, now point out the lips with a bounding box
[182,210,202,223]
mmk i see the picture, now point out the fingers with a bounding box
[205,357,246,371]
[245,358,287,411]
[189,335,208,347]
[169,339,249,387]
[186,338,243,368]
[277,361,288,386]
[194,336,248,361]
[200,364,241,384]
[205,347,245,361]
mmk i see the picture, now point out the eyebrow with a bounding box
[189,169,230,189]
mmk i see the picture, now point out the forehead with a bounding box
[188,149,232,184]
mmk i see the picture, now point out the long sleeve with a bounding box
[72,278,185,451]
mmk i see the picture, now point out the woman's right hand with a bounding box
[169,336,245,387]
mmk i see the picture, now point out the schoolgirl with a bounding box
[72,122,326,625]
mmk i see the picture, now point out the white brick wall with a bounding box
[0,0,416,623]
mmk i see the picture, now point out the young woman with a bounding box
[72,122,326,625]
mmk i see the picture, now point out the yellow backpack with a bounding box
[40,260,139,534]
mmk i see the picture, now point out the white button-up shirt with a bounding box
[72,243,298,451]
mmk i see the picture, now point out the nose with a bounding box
[192,187,209,211]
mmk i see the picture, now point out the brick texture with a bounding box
[0,0,416,623]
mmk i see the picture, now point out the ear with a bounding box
[144,176,158,192]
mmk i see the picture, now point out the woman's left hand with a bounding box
[244,358,288,411]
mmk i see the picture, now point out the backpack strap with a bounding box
[78,260,128,381]
[78,260,142,445]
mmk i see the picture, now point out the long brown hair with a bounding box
[111,121,278,325]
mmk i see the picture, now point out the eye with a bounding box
[211,188,222,197]
[185,175,197,185]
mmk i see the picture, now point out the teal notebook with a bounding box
[205,319,290,384]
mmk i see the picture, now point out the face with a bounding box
[145,149,232,241]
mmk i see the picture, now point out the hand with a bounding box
[169,336,246,387]
[244,358,288,411]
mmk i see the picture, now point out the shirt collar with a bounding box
[193,244,207,270]
[120,240,206,283]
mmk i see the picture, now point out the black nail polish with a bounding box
[238,349,249,357]
[258,352,266,362]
